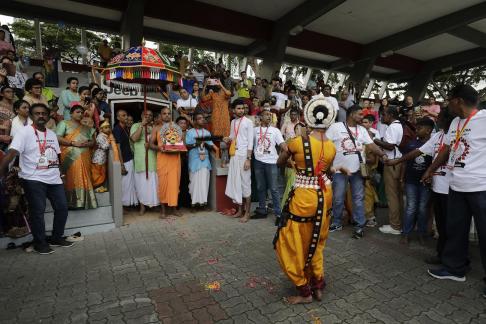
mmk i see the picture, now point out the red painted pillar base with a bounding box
[215,175,237,212]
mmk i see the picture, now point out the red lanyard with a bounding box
[259,126,269,143]
[454,109,478,150]
[195,127,205,138]
[436,132,444,155]
[233,117,243,140]
[32,125,47,155]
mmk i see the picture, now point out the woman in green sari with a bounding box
[56,104,97,209]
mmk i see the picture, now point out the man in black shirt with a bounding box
[113,109,138,207]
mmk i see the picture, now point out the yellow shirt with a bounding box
[42,87,56,102]
[237,79,252,98]
[287,136,336,216]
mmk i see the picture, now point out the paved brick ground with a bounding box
[0,208,485,323]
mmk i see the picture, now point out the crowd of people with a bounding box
[0,33,485,301]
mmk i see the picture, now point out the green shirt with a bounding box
[130,122,157,172]
[42,87,56,102]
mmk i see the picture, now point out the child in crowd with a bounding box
[362,114,380,227]
[91,120,121,193]
[387,118,435,244]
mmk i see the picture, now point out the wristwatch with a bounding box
[246,156,251,160]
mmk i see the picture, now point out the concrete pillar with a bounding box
[407,71,434,102]
[260,29,289,80]
[108,150,123,227]
[34,19,42,59]
[347,58,376,91]
[188,48,193,64]
[240,57,248,74]
[80,28,87,65]
[302,68,312,88]
[363,78,375,98]
[378,81,389,98]
[121,0,145,50]
[322,71,330,84]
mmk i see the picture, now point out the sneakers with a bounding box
[34,244,55,255]
[427,268,466,282]
[48,238,75,248]
[366,218,377,227]
[329,224,343,232]
[352,228,364,239]
[379,225,401,235]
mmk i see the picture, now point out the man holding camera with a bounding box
[327,105,387,238]
[236,71,253,99]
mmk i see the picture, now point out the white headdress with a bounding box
[303,93,336,129]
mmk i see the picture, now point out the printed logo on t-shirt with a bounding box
[40,144,59,169]
[256,133,271,154]
[449,129,471,169]
[340,135,361,156]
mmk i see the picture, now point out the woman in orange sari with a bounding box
[56,105,97,209]
[201,78,231,137]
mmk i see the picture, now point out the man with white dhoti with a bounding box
[185,113,218,208]
[224,99,254,223]
[130,110,159,214]
[113,109,138,207]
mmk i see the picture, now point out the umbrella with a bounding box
[103,45,182,178]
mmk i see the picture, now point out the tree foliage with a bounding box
[428,65,486,99]
[9,18,121,64]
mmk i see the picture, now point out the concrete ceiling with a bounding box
[372,66,400,74]
[306,0,485,44]
[3,0,486,82]
[396,34,479,61]
[285,47,339,63]
[15,0,122,21]
[469,17,486,33]
[144,17,254,46]
[196,0,306,20]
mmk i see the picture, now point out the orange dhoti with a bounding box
[157,152,181,207]
[91,163,106,188]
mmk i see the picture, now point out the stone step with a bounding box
[0,206,115,249]
[45,192,111,213]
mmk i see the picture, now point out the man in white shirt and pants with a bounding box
[424,85,486,295]
[224,99,254,223]
[0,103,73,255]
[327,105,387,238]
[253,109,287,219]
[374,106,403,235]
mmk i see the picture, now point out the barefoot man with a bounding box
[150,107,182,218]
[274,95,340,304]
[223,99,254,223]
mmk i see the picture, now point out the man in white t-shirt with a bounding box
[423,85,486,292]
[253,109,287,219]
[223,99,254,223]
[176,87,197,121]
[0,103,73,255]
[386,109,454,260]
[317,84,339,115]
[374,106,403,235]
[327,105,387,238]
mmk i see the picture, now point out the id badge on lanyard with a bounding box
[33,126,49,169]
